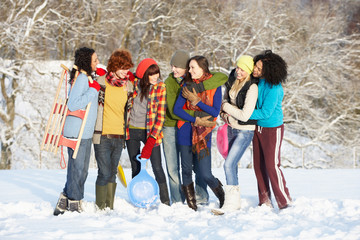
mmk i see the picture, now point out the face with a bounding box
[149,73,160,85]
[115,69,130,79]
[171,65,186,78]
[253,60,263,78]
[91,53,99,72]
[235,67,249,80]
[188,60,204,79]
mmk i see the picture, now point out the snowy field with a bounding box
[0,167,359,240]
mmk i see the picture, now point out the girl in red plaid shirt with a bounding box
[125,58,170,205]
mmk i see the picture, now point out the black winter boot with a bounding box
[159,182,170,206]
[211,179,225,208]
[182,182,197,211]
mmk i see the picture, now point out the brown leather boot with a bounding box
[211,179,225,208]
[182,182,197,211]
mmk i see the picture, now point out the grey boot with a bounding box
[68,199,82,213]
[158,182,170,206]
[53,192,68,216]
[96,184,107,210]
[105,182,117,210]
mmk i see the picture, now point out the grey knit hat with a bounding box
[170,50,190,69]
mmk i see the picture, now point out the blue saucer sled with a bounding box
[127,154,159,208]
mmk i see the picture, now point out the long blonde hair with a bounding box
[229,74,251,100]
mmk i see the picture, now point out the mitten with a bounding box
[141,136,156,159]
[89,80,101,92]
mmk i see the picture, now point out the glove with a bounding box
[186,82,205,93]
[194,116,216,128]
[194,111,214,121]
[182,87,201,106]
[89,80,100,92]
[96,67,107,76]
[141,136,156,159]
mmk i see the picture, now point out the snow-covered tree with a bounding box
[0,0,50,169]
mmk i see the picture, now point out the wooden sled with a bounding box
[41,64,91,159]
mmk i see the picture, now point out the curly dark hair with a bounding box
[253,50,287,86]
[69,47,95,84]
[140,64,161,101]
[184,55,211,83]
[107,49,134,73]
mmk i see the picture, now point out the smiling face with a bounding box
[91,53,99,72]
[253,60,263,78]
[236,66,249,81]
[188,60,204,80]
[171,65,186,78]
[149,73,160,85]
[115,69,129,79]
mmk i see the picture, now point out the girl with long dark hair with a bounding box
[54,47,100,215]
[174,56,224,211]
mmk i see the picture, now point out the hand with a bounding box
[96,67,107,76]
[186,82,205,93]
[194,116,216,128]
[182,87,201,106]
[89,80,100,92]
[141,136,156,159]
[194,111,214,121]
[220,111,230,124]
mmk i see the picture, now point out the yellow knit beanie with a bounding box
[236,55,254,75]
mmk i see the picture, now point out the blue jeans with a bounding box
[64,138,92,200]
[163,127,184,203]
[179,145,209,203]
[94,135,124,186]
[224,127,254,185]
[193,153,209,204]
[195,149,218,189]
[180,144,194,186]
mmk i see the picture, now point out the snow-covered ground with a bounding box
[0,167,359,240]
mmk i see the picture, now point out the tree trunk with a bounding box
[0,143,11,169]
[0,65,18,169]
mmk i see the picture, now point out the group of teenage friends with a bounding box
[53,47,292,216]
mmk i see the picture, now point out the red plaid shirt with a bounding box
[126,78,166,146]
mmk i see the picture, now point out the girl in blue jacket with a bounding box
[54,47,100,215]
[249,50,292,209]
[174,56,224,211]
